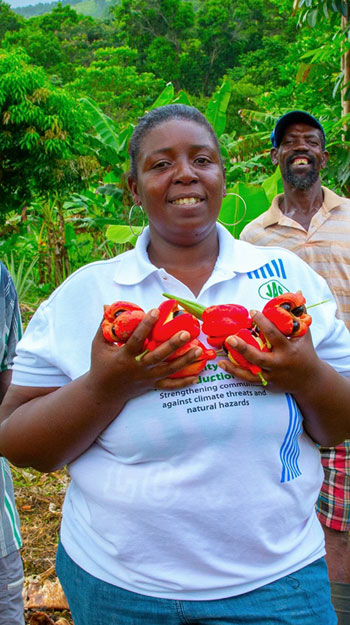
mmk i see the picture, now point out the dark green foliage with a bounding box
[0,0,23,40]
[0,49,100,218]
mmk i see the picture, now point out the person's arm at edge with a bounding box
[0,313,204,472]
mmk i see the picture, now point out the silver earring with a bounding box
[217,193,247,227]
[128,204,145,237]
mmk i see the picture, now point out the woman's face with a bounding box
[128,119,226,246]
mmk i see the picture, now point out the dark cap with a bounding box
[270,110,326,148]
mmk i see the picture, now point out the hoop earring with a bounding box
[217,193,247,227]
[128,204,145,237]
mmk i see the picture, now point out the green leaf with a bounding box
[150,82,175,110]
[172,90,191,105]
[80,97,120,151]
[106,225,139,246]
[335,0,348,15]
[332,71,344,98]
[262,167,283,204]
[219,182,270,239]
[296,62,313,83]
[307,8,318,26]
[64,223,77,247]
[205,80,231,137]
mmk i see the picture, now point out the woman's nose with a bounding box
[173,159,198,183]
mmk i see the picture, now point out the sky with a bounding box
[9,0,55,7]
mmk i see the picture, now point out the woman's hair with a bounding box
[128,104,224,179]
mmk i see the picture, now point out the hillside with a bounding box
[13,0,113,19]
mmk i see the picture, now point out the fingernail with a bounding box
[150,309,159,318]
[250,309,257,317]
[194,348,202,357]
[227,337,237,347]
[179,331,190,341]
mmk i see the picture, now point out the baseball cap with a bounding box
[270,111,326,148]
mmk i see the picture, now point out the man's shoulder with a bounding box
[323,186,350,209]
[240,207,274,242]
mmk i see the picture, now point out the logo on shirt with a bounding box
[247,258,290,300]
[258,280,290,300]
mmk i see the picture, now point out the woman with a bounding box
[1,104,350,624]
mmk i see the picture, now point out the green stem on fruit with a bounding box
[257,372,268,386]
[162,292,206,319]
[135,348,149,361]
[306,299,330,309]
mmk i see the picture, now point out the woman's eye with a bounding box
[153,161,170,169]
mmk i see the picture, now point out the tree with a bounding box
[67,46,165,121]
[0,0,22,42]
[2,4,120,83]
[293,0,350,121]
[0,49,99,216]
[113,0,196,89]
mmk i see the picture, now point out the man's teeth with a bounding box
[293,158,308,165]
[171,197,201,205]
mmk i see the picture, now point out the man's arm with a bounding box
[0,369,12,404]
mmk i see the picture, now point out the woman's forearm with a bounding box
[0,323,203,471]
[0,375,128,472]
[293,359,350,447]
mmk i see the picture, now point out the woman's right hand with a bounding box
[87,308,203,405]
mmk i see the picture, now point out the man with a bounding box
[0,262,25,625]
[240,110,350,623]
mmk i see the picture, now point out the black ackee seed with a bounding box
[292,319,300,332]
[114,309,126,318]
[280,303,291,311]
[173,310,185,317]
[291,306,305,317]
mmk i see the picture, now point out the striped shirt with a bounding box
[240,186,350,329]
[240,186,350,530]
[0,262,22,557]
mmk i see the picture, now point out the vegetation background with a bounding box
[0,0,349,621]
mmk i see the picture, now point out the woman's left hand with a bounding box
[218,310,320,394]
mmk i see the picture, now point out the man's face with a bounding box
[271,123,329,190]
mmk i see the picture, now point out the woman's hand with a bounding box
[218,310,350,446]
[87,308,203,405]
[218,310,321,393]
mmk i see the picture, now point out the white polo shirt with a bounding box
[13,224,350,599]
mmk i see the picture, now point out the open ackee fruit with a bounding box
[262,291,312,338]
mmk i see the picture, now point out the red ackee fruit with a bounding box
[202,304,252,348]
[262,291,312,338]
[147,300,209,378]
[147,299,200,351]
[166,338,217,379]
[102,301,145,344]
[224,327,270,385]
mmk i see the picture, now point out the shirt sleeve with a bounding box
[12,301,72,387]
[0,263,22,371]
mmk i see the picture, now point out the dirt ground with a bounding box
[11,465,74,625]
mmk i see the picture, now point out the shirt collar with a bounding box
[262,186,347,228]
[113,223,276,286]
